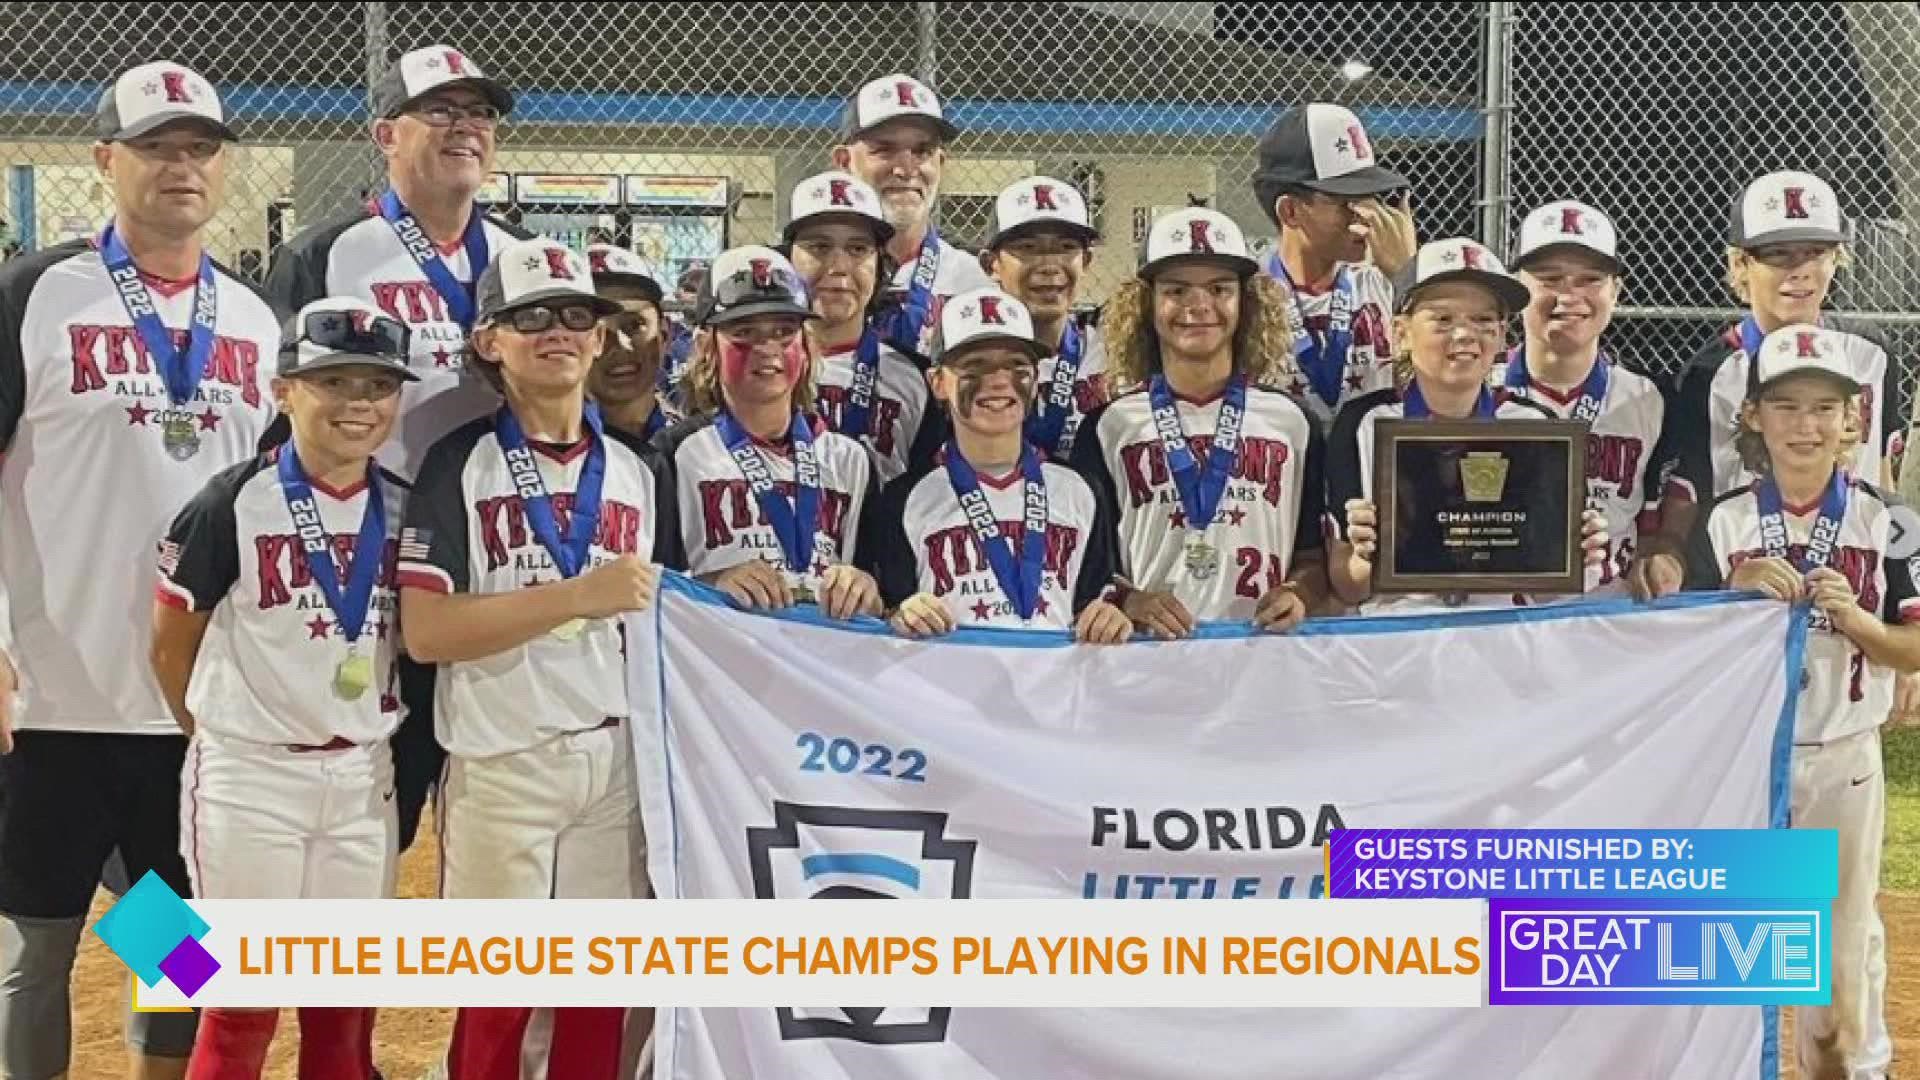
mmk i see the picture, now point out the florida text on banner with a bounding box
[633,584,1803,1080]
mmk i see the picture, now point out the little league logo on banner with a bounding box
[634,580,1817,1079]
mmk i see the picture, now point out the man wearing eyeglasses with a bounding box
[0,61,280,1080]
[265,44,527,483]
[830,74,992,360]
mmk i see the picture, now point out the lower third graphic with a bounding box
[92,871,220,999]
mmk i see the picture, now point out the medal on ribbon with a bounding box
[1504,345,1610,423]
[277,446,387,701]
[495,404,608,640]
[945,441,1048,621]
[99,223,218,460]
[837,327,885,438]
[1149,374,1247,581]
[717,410,822,592]
[377,192,489,330]
[1266,251,1354,412]
[1027,318,1085,458]
[880,227,943,356]
[1757,468,1849,572]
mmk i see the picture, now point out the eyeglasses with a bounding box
[287,310,411,359]
[502,304,600,334]
[408,102,501,129]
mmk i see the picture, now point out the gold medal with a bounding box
[1183,537,1220,582]
[552,618,585,641]
[161,415,201,461]
[332,650,373,701]
[791,583,817,605]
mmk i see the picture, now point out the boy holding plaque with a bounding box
[1689,324,1919,1080]
[150,297,412,1078]
[399,238,675,1080]
[862,287,1130,642]
[1069,207,1327,638]
[656,245,883,619]
[1325,237,1609,614]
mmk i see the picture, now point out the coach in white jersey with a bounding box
[658,246,882,618]
[1499,201,1682,599]
[151,298,412,1079]
[0,61,277,1080]
[1070,208,1326,637]
[1669,171,1893,537]
[1251,103,1411,428]
[265,44,524,480]
[981,176,1110,461]
[831,74,993,358]
[1327,238,1609,615]
[399,239,671,1080]
[863,288,1129,642]
[1689,325,1919,1080]
[783,171,938,483]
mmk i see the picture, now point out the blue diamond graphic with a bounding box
[92,871,209,987]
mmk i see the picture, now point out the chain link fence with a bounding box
[2,1,1916,415]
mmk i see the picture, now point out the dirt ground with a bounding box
[68,848,1920,1078]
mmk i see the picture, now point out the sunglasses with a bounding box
[501,304,600,334]
[286,310,411,359]
[711,266,811,311]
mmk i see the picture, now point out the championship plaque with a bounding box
[1372,418,1587,594]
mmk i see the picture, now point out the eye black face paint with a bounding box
[953,360,1037,419]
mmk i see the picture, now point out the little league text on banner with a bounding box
[633,582,1807,1080]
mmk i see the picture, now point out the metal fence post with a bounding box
[364,1,390,195]
[916,2,939,88]
[1479,1,1515,256]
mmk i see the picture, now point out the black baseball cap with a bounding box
[1252,103,1406,222]
[97,62,238,143]
[695,246,816,328]
[278,298,417,380]
[371,45,513,120]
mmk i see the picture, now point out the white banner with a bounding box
[635,584,1803,1080]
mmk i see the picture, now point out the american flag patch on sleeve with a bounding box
[398,527,434,563]
[156,539,182,576]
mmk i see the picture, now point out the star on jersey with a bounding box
[1227,507,1247,527]
[1346,373,1365,391]
[197,408,222,432]
[972,599,993,621]
[1170,509,1187,529]
[126,401,152,426]
[432,348,455,368]
[306,615,334,640]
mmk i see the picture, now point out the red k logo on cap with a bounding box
[588,250,610,275]
[443,50,468,76]
[1346,124,1372,160]
[749,258,773,288]
[1560,208,1585,235]
[894,81,919,108]
[161,71,192,104]
[1031,184,1058,212]
[1187,220,1215,255]
[348,308,376,334]
[543,249,574,281]
[976,296,1005,325]
[1796,331,1822,359]
[827,178,853,207]
[1783,187,1809,220]
[1459,244,1485,269]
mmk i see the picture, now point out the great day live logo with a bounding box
[92,871,221,998]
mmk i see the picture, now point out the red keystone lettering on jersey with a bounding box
[543,249,574,280]
[1118,436,1291,510]
[372,282,451,326]
[814,386,904,456]
[697,479,852,550]
[1783,187,1809,220]
[1345,124,1372,160]
[1730,544,1880,616]
[828,178,854,207]
[1560,208,1585,235]
[161,71,192,104]
[475,494,643,572]
[1031,184,1058,212]
[1075,373,1110,414]
[1588,434,1645,500]
[925,522,1080,596]
[68,324,261,407]
[256,536,399,611]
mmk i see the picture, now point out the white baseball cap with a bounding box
[371,45,513,120]
[1752,323,1861,396]
[986,176,1100,250]
[1137,207,1258,279]
[1732,170,1846,248]
[936,287,1047,363]
[1513,200,1621,274]
[476,238,620,323]
[96,62,237,142]
[782,171,894,245]
[1391,237,1532,314]
[278,297,417,380]
[694,245,816,328]
[586,244,664,303]
[838,74,958,142]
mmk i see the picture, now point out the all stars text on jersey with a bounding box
[697,479,856,550]
[475,493,647,571]
[69,324,263,407]
[1119,435,1293,509]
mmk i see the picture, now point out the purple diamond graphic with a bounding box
[158,936,219,997]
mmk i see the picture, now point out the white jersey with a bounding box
[265,204,528,479]
[658,413,875,594]
[0,241,279,735]
[862,454,1115,630]
[1263,260,1397,429]
[1495,358,1677,597]
[1070,382,1324,622]
[397,415,676,758]
[1695,477,1919,744]
[815,334,936,484]
[157,452,407,746]
[882,235,995,358]
[1031,318,1111,460]
[1674,321,1894,503]
[1326,387,1557,615]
